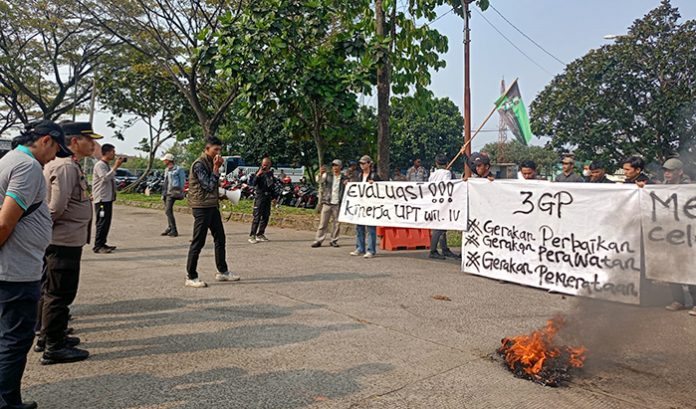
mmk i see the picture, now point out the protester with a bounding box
[582,163,591,181]
[519,160,538,180]
[661,158,691,184]
[392,168,407,181]
[185,136,240,288]
[555,156,584,183]
[248,157,276,244]
[621,155,650,187]
[311,159,345,248]
[406,158,428,182]
[36,122,101,365]
[350,155,381,258]
[428,154,461,260]
[468,152,495,181]
[92,144,124,253]
[0,120,69,409]
[344,160,358,181]
[587,161,614,183]
[160,153,186,237]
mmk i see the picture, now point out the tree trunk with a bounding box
[375,0,391,180]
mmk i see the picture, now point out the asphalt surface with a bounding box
[22,205,696,409]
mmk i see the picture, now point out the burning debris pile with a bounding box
[497,316,586,387]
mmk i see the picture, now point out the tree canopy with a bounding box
[390,95,463,171]
[530,0,696,170]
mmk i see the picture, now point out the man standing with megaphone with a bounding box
[184,136,240,288]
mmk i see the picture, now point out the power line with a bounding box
[474,9,554,76]
[489,5,566,66]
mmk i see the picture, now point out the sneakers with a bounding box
[689,307,696,317]
[93,247,112,254]
[215,272,241,282]
[330,241,340,248]
[248,235,258,244]
[442,250,462,259]
[666,301,687,311]
[41,346,89,365]
[160,229,171,236]
[311,242,321,248]
[363,252,375,259]
[167,230,179,237]
[185,278,208,288]
[350,250,364,256]
[104,245,117,251]
[429,251,446,260]
[256,234,269,242]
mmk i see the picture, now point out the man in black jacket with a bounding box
[587,161,614,183]
[311,159,345,248]
[249,157,275,244]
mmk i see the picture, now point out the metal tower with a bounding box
[497,77,508,163]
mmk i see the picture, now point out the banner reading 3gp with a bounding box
[463,180,642,304]
[641,185,696,285]
[338,180,468,230]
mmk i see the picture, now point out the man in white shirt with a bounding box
[428,154,460,260]
[91,144,124,253]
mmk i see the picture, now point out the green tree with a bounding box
[0,0,118,122]
[390,95,463,171]
[98,55,183,189]
[482,140,558,177]
[208,0,372,170]
[81,0,246,139]
[370,0,490,179]
[530,0,696,170]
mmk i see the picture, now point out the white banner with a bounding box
[463,180,642,304]
[338,181,468,230]
[641,185,696,285]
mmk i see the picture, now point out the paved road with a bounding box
[23,205,696,409]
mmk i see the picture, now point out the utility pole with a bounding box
[462,0,472,178]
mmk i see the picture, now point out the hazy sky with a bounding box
[87,0,696,158]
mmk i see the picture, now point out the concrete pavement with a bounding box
[22,205,696,409]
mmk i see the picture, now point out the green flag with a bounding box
[495,81,533,145]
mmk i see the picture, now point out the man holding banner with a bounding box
[428,154,460,260]
[349,155,381,258]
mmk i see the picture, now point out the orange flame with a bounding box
[499,316,586,377]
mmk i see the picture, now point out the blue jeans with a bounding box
[0,281,40,409]
[355,225,377,254]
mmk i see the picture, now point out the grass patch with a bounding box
[116,192,317,216]
[447,230,462,248]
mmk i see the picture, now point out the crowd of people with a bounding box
[0,117,694,408]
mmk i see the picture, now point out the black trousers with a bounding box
[250,195,272,236]
[93,201,113,250]
[186,207,228,280]
[0,280,40,408]
[430,230,450,253]
[671,283,696,306]
[36,245,81,347]
[163,197,177,232]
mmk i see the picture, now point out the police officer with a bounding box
[35,122,102,365]
[0,119,69,409]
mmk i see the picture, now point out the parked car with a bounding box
[115,169,138,189]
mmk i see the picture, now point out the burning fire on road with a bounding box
[497,315,586,387]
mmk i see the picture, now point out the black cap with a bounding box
[25,120,72,158]
[469,152,490,167]
[60,121,103,139]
